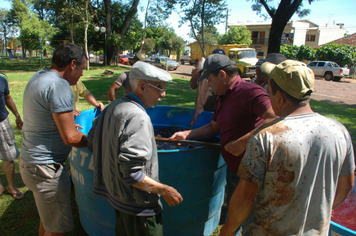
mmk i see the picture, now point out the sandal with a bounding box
[7,191,24,200]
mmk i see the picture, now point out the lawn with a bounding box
[0,67,355,236]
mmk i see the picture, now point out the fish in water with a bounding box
[190,57,212,125]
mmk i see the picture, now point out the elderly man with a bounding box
[20,43,88,236]
[170,54,277,235]
[221,60,355,236]
[88,62,183,236]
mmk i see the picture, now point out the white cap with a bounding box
[130,61,172,82]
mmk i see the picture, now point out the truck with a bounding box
[187,42,258,78]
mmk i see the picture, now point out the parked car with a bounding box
[150,57,179,71]
[118,54,129,64]
[89,53,94,58]
[99,54,104,61]
[307,61,346,81]
[128,56,152,65]
[342,65,350,77]
[180,54,193,65]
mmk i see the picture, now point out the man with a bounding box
[71,80,104,116]
[252,53,287,91]
[170,54,276,234]
[20,43,88,236]
[107,52,147,101]
[221,60,355,236]
[88,62,183,236]
[0,71,24,200]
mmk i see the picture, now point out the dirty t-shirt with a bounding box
[239,113,355,236]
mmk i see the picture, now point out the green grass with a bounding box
[0,67,355,236]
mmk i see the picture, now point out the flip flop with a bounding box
[7,191,24,200]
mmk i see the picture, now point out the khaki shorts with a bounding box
[0,117,19,161]
[19,160,74,233]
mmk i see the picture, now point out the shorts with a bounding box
[0,117,19,161]
[115,210,163,236]
[19,159,74,233]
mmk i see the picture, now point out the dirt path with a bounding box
[170,64,356,107]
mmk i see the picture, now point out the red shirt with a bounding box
[212,76,271,172]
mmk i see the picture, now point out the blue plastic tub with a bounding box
[69,106,226,236]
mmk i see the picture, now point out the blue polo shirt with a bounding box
[0,72,10,121]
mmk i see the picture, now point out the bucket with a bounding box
[69,106,226,236]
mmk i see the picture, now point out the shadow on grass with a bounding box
[0,173,88,236]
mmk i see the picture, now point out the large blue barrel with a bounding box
[69,106,227,236]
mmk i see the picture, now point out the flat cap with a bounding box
[130,61,172,82]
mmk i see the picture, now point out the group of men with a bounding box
[2,42,354,236]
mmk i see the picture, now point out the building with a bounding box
[232,20,347,58]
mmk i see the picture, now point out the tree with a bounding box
[179,0,227,57]
[142,38,155,54]
[218,25,252,45]
[195,25,220,45]
[0,8,18,57]
[250,0,314,53]
[315,43,356,67]
[280,44,315,61]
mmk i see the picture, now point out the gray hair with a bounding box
[129,77,142,91]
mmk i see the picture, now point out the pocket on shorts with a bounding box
[0,119,15,146]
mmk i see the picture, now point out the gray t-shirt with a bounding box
[115,72,131,95]
[239,113,355,236]
[21,69,73,164]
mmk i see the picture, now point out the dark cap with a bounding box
[197,54,236,81]
[133,53,147,63]
[212,48,225,55]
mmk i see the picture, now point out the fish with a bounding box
[190,57,212,125]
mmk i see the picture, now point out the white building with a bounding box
[231,20,346,58]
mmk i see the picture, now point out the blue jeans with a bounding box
[225,169,254,236]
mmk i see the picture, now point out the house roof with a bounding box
[327,32,356,46]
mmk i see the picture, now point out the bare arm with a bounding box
[108,82,121,101]
[84,93,104,111]
[220,178,258,236]
[333,173,354,209]
[169,120,220,141]
[225,107,278,156]
[5,95,23,130]
[52,111,87,147]
[133,175,183,206]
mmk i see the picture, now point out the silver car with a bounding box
[307,61,346,81]
[151,57,179,71]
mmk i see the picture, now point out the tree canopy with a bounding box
[218,25,252,45]
[249,0,314,53]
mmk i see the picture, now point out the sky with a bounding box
[1,0,356,43]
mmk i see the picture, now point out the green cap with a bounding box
[260,60,314,100]
[133,53,147,63]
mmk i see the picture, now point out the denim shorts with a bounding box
[19,159,74,233]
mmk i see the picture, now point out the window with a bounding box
[306,35,316,42]
[317,62,325,67]
[257,52,264,57]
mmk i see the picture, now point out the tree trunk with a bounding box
[267,20,287,53]
[84,0,89,70]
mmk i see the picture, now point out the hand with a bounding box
[160,185,183,206]
[169,130,191,140]
[96,102,105,111]
[75,124,83,130]
[15,115,23,130]
[224,138,247,157]
[74,109,81,117]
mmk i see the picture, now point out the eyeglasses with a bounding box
[146,82,166,93]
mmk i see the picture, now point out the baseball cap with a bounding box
[212,48,225,55]
[133,52,147,63]
[130,61,172,83]
[260,60,314,100]
[197,54,236,81]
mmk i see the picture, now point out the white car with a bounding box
[307,61,346,81]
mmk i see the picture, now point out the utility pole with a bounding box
[225,9,230,34]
